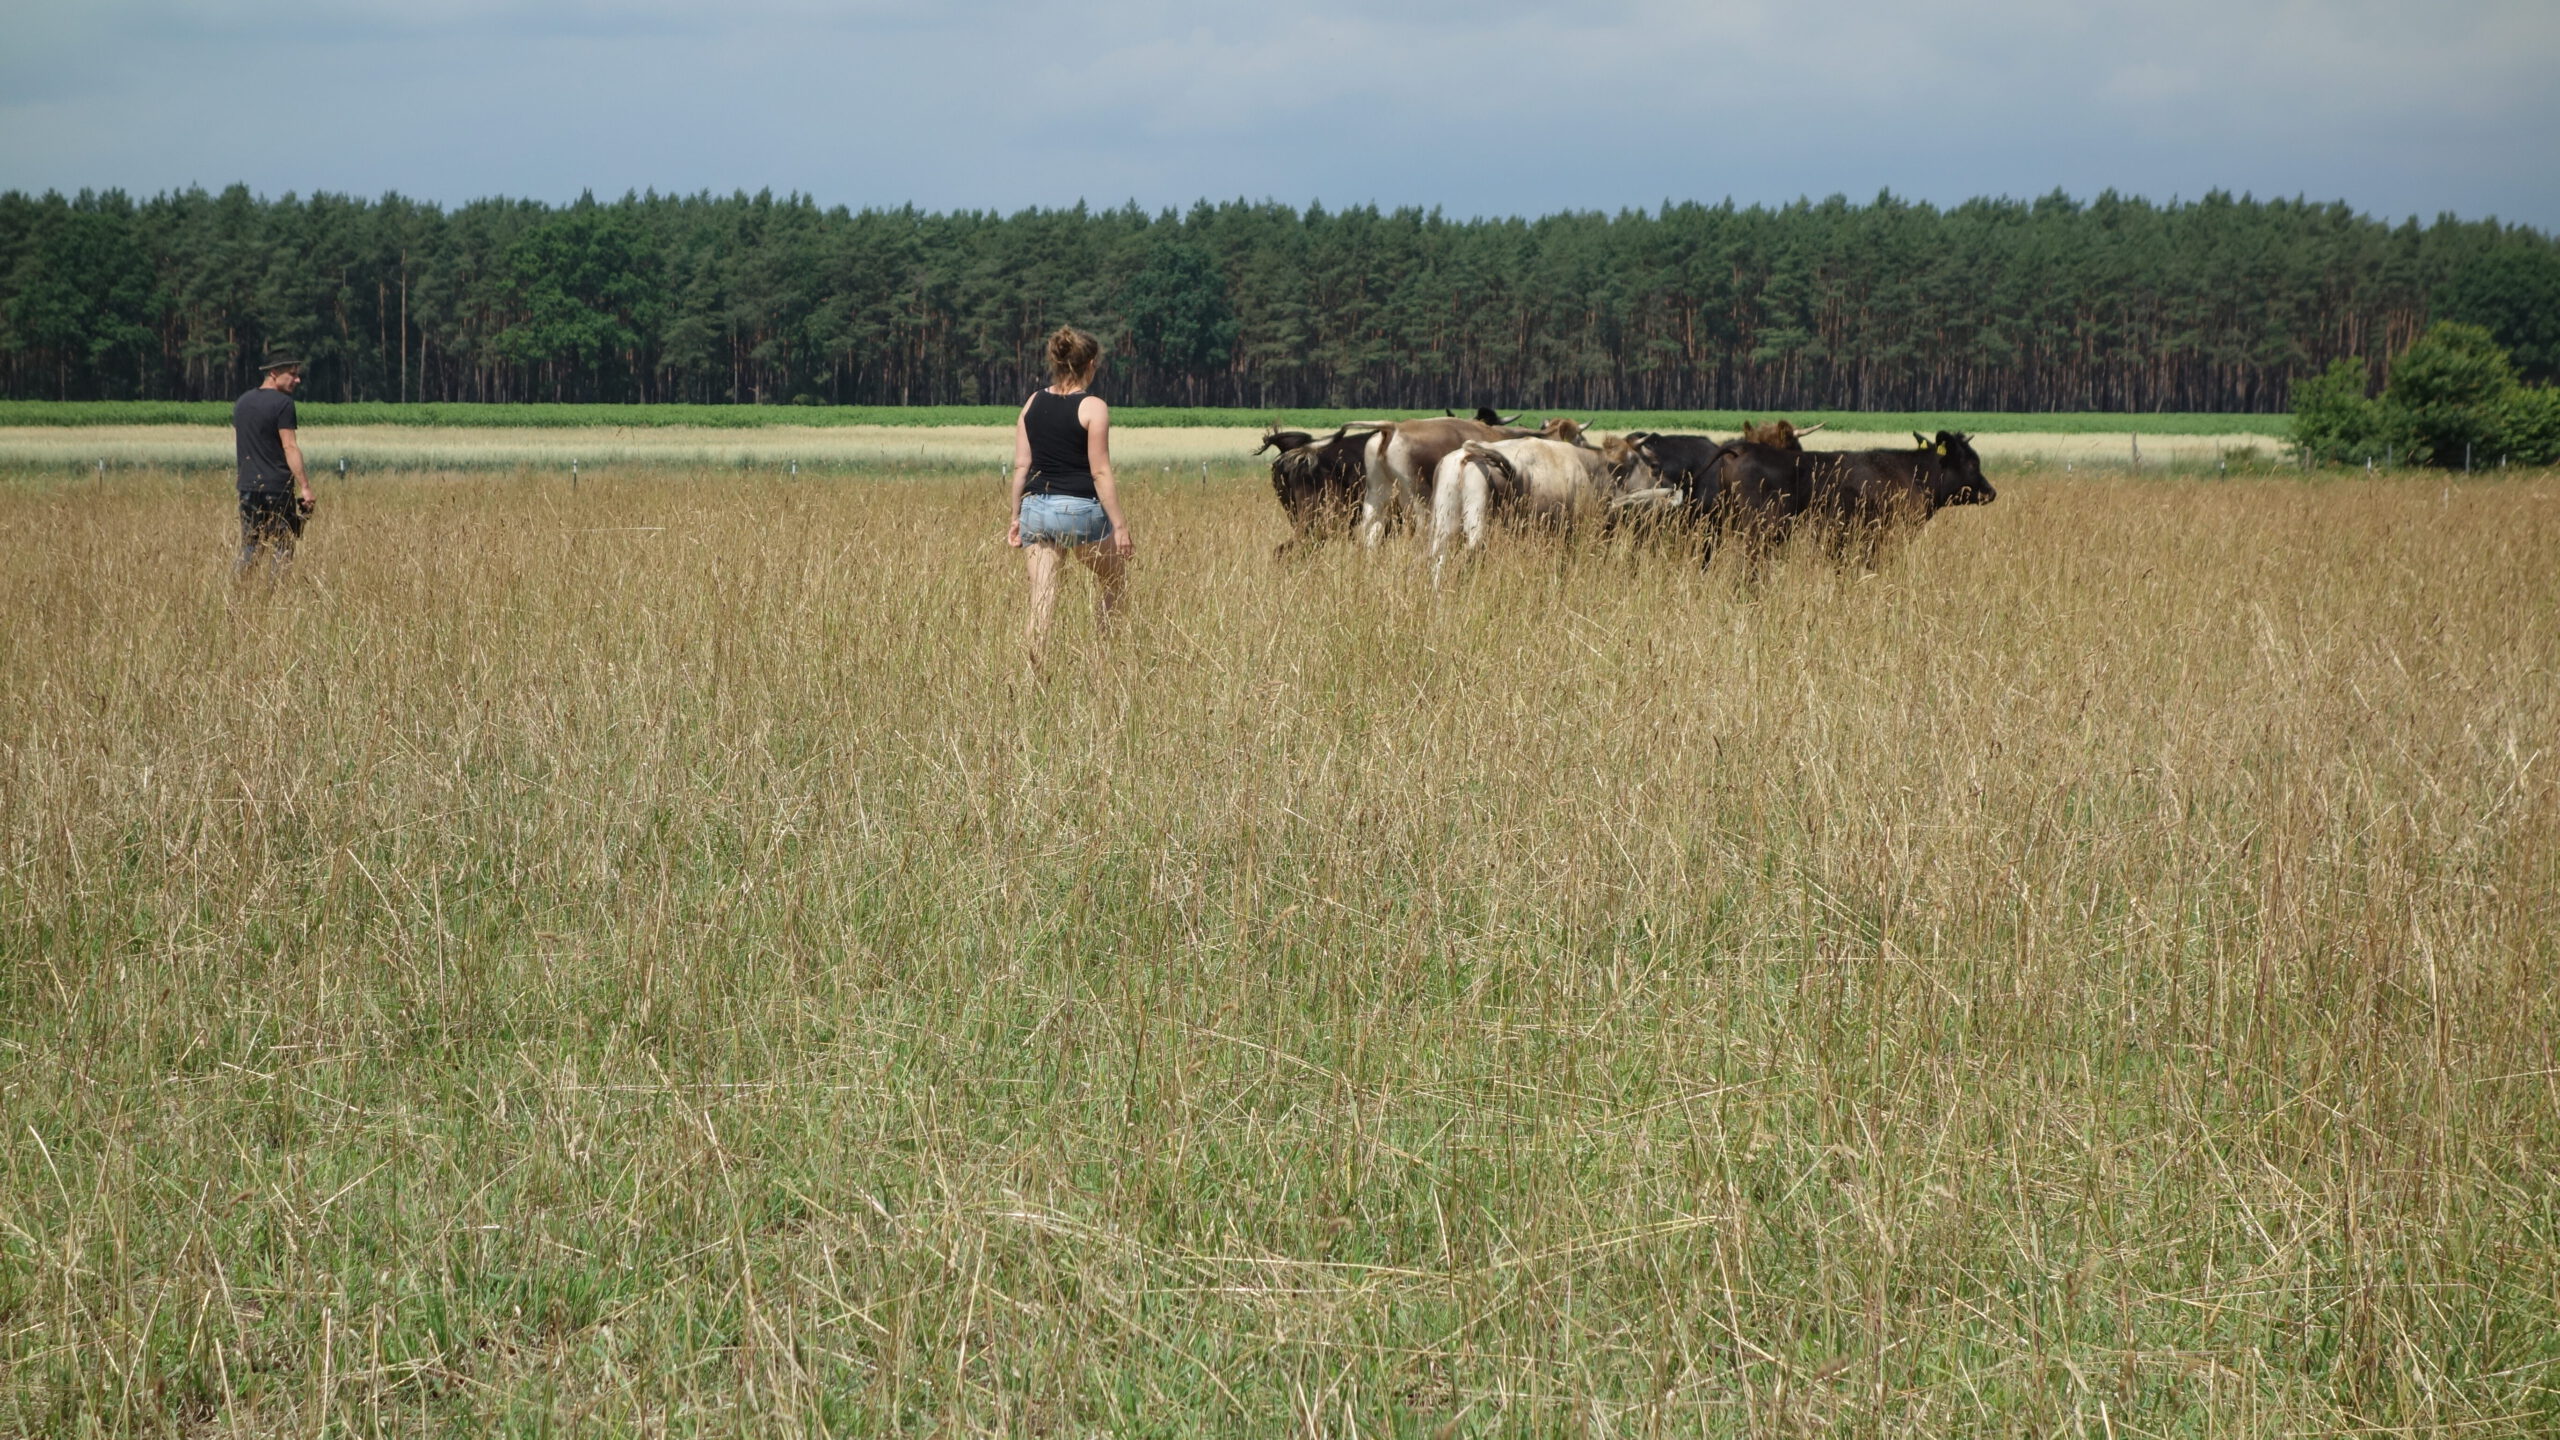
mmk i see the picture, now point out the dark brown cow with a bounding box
[1684,429,1995,574]
[1601,420,1823,540]
[1795,431,1996,561]
[1616,419,1821,494]
[1256,425,1371,555]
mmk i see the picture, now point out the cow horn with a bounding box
[1795,422,1825,437]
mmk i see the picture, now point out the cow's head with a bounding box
[1474,406,1522,426]
[1921,431,1994,508]
[1597,433,1656,486]
[1740,418,1822,450]
[1539,417,1588,445]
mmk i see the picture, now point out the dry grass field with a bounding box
[3,461,2557,1436]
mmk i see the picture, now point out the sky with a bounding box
[3,0,2557,230]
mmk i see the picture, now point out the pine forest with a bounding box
[4,185,2557,412]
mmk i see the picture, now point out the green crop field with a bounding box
[4,462,2554,1435]
[0,399,2298,438]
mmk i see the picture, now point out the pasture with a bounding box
[3,461,2557,1435]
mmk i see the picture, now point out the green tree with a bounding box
[2290,357,2382,463]
[496,201,657,401]
[2437,245,2560,383]
[1119,236,1235,403]
[2491,382,2560,465]
[2380,321,2515,465]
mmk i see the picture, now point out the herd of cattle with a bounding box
[1256,408,1997,576]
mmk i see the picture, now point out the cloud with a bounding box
[1,0,2553,226]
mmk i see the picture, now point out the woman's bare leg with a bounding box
[1024,543,1066,668]
[1074,544,1128,635]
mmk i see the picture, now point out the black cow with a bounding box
[1618,432,1732,493]
[1686,429,1995,575]
[1616,420,1819,553]
[1802,431,1996,523]
[1621,419,1819,501]
[1257,425,1373,555]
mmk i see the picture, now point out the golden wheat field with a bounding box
[3,461,2557,1437]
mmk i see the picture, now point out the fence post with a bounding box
[572,459,579,491]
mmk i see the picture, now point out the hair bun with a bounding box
[1046,325,1100,385]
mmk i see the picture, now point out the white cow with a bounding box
[1428,433,1676,581]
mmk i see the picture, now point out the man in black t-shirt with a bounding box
[233,353,316,577]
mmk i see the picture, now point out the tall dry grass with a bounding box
[2,462,2556,1436]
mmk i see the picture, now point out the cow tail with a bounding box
[1464,442,1523,501]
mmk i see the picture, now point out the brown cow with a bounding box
[1257,425,1370,555]
[1359,414,1584,546]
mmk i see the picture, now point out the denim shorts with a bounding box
[1019,493,1113,547]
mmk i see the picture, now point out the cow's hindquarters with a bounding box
[1358,427,1401,548]
[1428,450,1493,584]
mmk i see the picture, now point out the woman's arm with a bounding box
[1083,396,1131,557]
[1008,395,1035,547]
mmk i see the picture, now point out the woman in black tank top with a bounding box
[1008,325,1130,667]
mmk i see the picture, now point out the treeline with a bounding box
[4,186,2557,412]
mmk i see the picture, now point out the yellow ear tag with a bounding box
[1934,442,1947,455]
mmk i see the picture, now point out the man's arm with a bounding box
[279,427,315,510]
